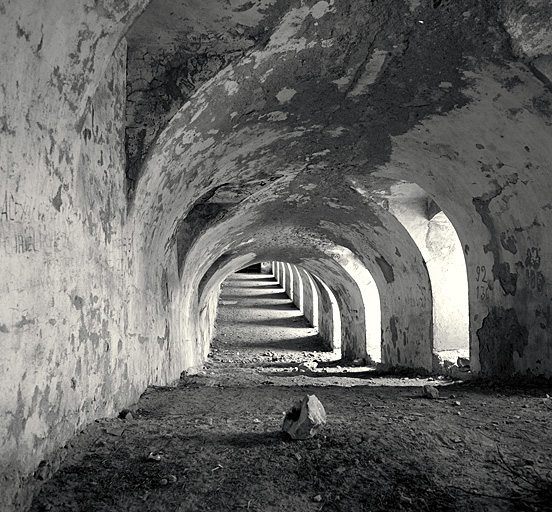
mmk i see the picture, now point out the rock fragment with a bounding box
[422,384,439,399]
[282,395,327,440]
[298,361,317,372]
[119,409,133,420]
[457,357,470,367]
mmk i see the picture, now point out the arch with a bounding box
[323,245,381,363]
[197,255,341,354]
[198,253,257,312]
[190,244,374,362]
[173,195,434,370]
[428,211,470,361]
[126,0,552,381]
[283,263,294,303]
[296,257,369,362]
[296,266,319,329]
[370,181,469,368]
[289,264,304,314]
[311,273,342,351]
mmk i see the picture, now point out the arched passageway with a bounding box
[4,0,552,507]
[368,181,470,369]
[29,268,552,512]
[212,271,332,367]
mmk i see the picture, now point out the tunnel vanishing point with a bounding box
[2,0,552,508]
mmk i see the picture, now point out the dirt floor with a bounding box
[30,273,552,512]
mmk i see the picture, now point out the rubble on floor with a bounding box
[282,394,327,440]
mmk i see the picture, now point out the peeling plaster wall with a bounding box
[123,0,282,192]
[0,45,134,509]
[0,23,143,512]
[377,63,552,376]
[4,0,552,506]
[0,1,174,507]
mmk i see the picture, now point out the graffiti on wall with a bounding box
[0,187,69,256]
[475,265,491,300]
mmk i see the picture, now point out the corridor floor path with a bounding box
[31,274,552,512]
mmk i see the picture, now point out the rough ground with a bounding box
[31,274,552,512]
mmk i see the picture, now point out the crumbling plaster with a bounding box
[0,1,155,507]
[172,186,434,365]
[129,0,552,378]
[371,181,470,361]
[2,0,552,509]
[372,62,552,375]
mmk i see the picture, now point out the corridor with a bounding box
[30,273,552,512]
[211,272,332,366]
[5,2,552,508]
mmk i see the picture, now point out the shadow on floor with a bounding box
[236,302,299,311]
[229,317,310,328]
[258,369,379,380]
[224,335,327,352]
[221,292,290,300]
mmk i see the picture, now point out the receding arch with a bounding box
[276,261,341,351]
[198,253,257,312]
[296,266,319,330]
[310,273,342,351]
[289,264,305,314]
[368,180,470,369]
[283,263,294,304]
[194,246,376,362]
[323,245,381,363]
